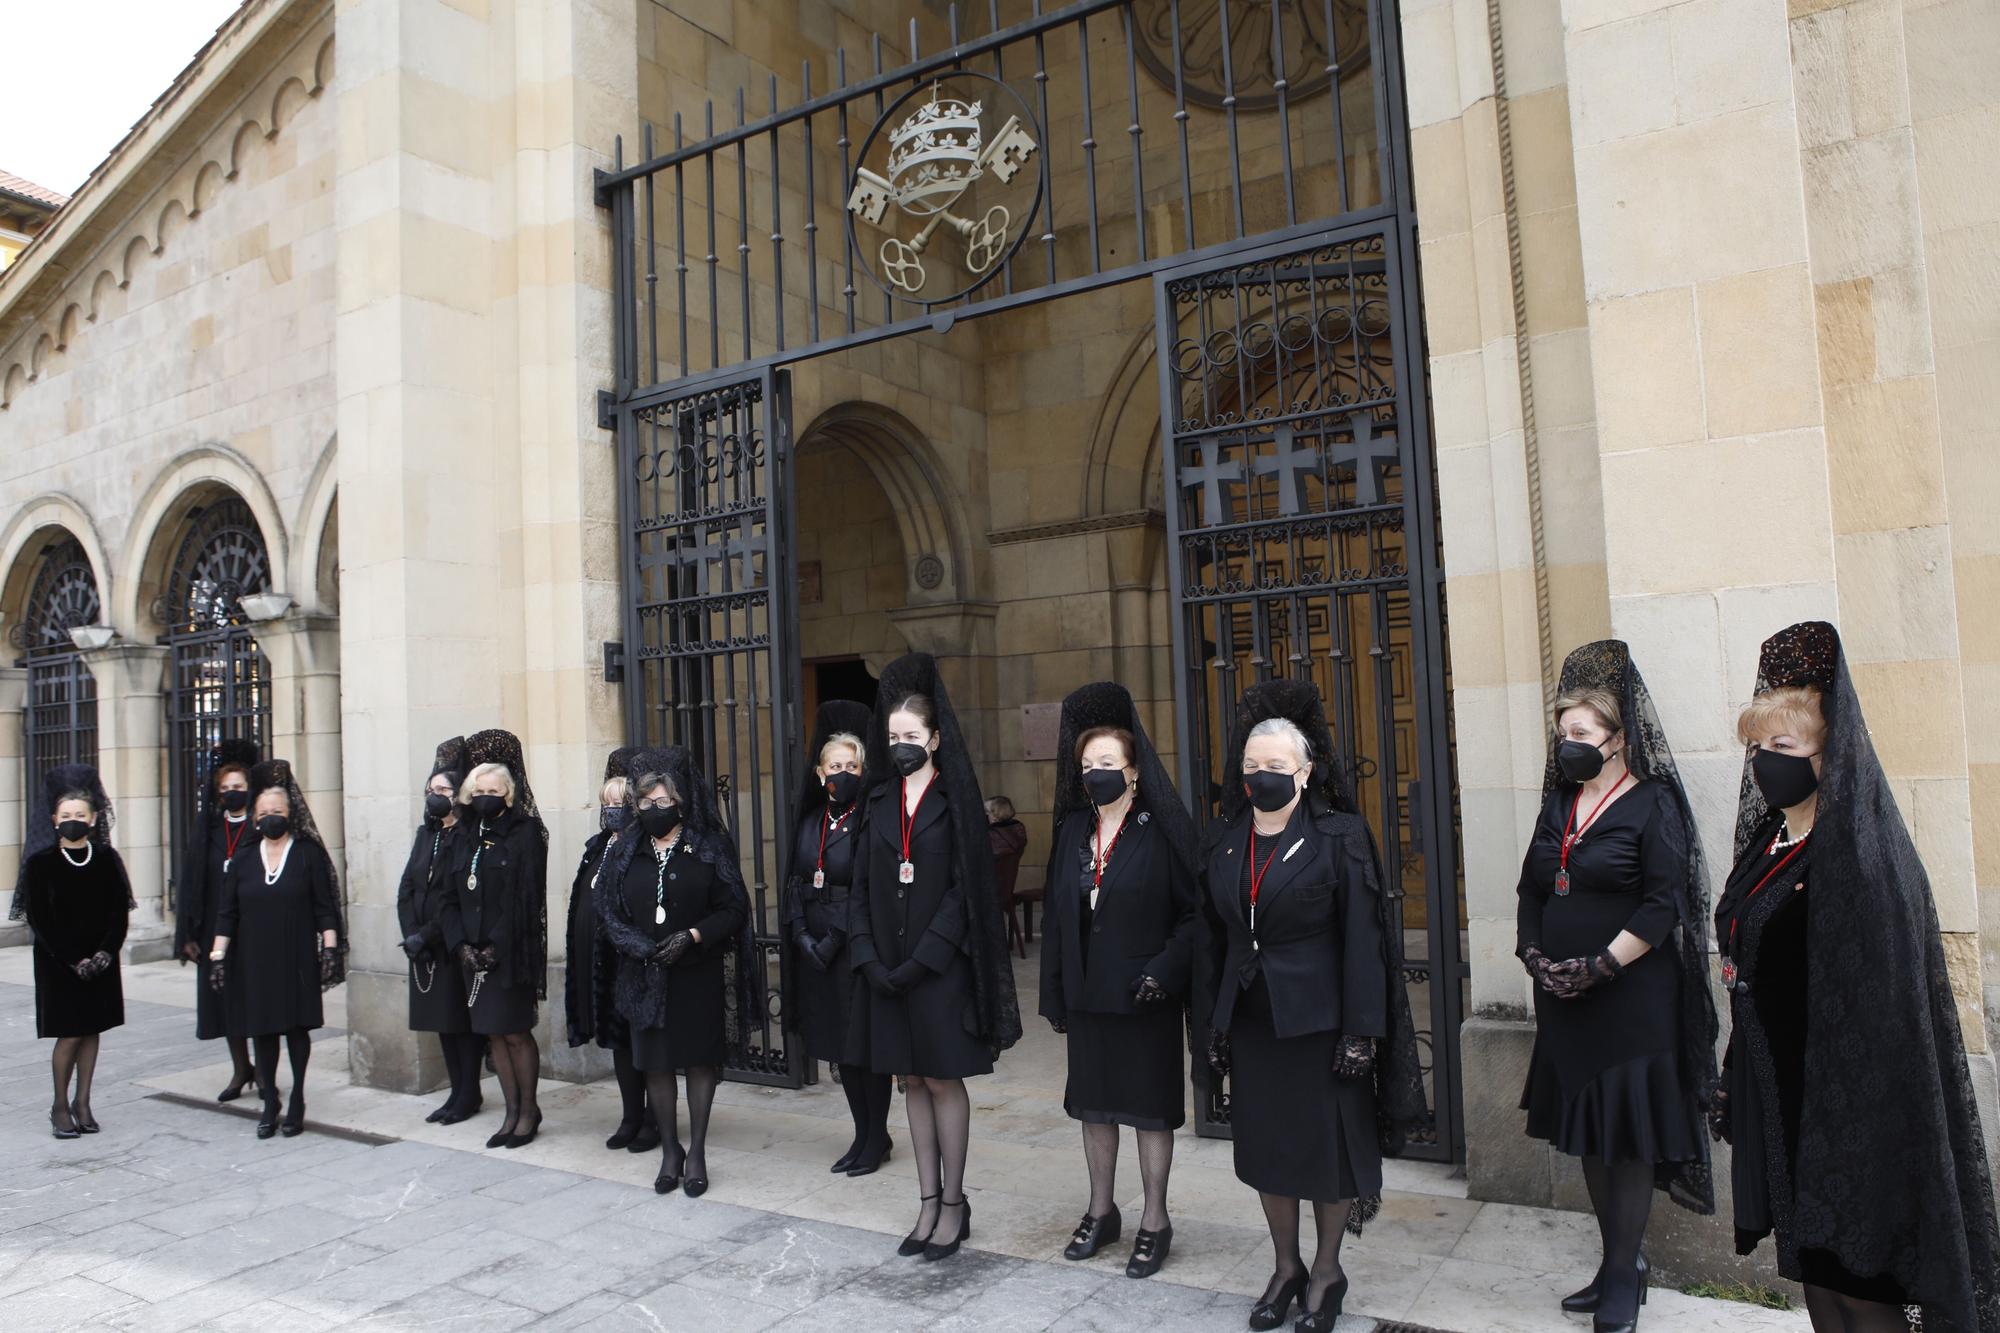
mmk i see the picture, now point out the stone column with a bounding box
[77,644,174,963]
[245,609,345,878]
[0,666,25,947]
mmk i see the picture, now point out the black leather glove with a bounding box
[207,957,228,992]
[862,961,897,996]
[885,960,926,994]
[1707,1087,1731,1144]
[1129,974,1169,1008]
[812,933,841,970]
[793,930,827,971]
[400,933,428,961]
[652,930,694,966]
[1332,1035,1374,1080]
[1545,950,1623,999]
[1048,1016,1067,1034]
[1206,1029,1231,1079]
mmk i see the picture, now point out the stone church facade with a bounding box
[1,0,1994,1282]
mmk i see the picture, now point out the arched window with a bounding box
[158,495,272,899]
[14,535,101,821]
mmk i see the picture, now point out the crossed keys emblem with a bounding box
[847,81,1040,297]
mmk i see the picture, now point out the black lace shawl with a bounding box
[1210,678,1429,1226]
[432,736,468,788]
[866,652,1022,1054]
[249,758,347,991]
[596,746,764,1045]
[1732,622,1998,1332]
[464,729,548,997]
[10,762,121,922]
[1542,640,1717,1214]
[563,746,639,1046]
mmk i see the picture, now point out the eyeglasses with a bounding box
[637,798,677,811]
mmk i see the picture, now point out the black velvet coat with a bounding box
[24,845,129,1038]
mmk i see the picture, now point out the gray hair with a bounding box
[631,770,681,805]
[1245,717,1313,770]
[459,762,516,806]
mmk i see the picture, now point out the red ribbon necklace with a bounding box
[222,816,247,872]
[1246,825,1283,948]
[814,802,853,889]
[1720,832,1810,987]
[1090,811,1128,908]
[897,774,931,884]
[1556,771,1632,896]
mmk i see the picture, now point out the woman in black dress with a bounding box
[173,739,260,1101]
[399,736,484,1125]
[784,701,893,1176]
[847,652,1022,1262]
[212,759,346,1140]
[565,747,659,1153]
[596,746,759,1197]
[1713,623,1998,1333]
[1515,641,1715,1333]
[440,729,550,1150]
[1041,682,1198,1279]
[18,764,129,1138]
[1201,680,1425,1332]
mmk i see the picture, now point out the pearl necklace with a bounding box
[1770,824,1812,854]
[60,842,92,868]
[263,839,294,885]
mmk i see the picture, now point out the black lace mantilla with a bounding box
[1733,623,1998,1333]
[9,762,120,921]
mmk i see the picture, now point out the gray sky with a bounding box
[1,0,247,196]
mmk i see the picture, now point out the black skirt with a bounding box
[1230,977,1380,1202]
[1064,1008,1184,1130]
[408,953,471,1033]
[468,978,536,1036]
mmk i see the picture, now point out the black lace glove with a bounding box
[1206,1029,1231,1079]
[1545,950,1623,999]
[72,954,99,980]
[793,930,827,971]
[207,957,228,992]
[1128,975,1169,1008]
[1520,943,1559,993]
[318,946,340,986]
[474,945,498,971]
[653,931,694,966]
[400,933,428,961]
[1708,1087,1731,1144]
[458,943,479,970]
[1332,1035,1374,1080]
[861,961,897,996]
[885,960,926,994]
[1048,1016,1067,1034]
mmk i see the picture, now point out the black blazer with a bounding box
[1039,811,1198,1021]
[1201,795,1388,1042]
[847,778,966,974]
[439,810,548,990]
[395,821,455,960]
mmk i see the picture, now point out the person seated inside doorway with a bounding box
[986,796,1030,949]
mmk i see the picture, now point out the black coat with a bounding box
[601,832,747,1038]
[845,777,994,1078]
[564,828,625,1048]
[1201,797,1388,1042]
[1040,810,1198,1021]
[181,815,252,1039]
[396,821,455,959]
[24,845,129,1038]
[439,809,548,993]
[218,837,341,1037]
[784,805,860,1063]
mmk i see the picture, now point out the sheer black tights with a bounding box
[1256,1194,1352,1310]
[1581,1156,1654,1323]
[644,1066,720,1176]
[905,1076,971,1244]
[1803,1287,1912,1333]
[50,1033,100,1128]
[487,1031,541,1135]
[252,1029,312,1113]
[1080,1124,1174,1231]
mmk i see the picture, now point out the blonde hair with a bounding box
[460,762,516,806]
[1553,689,1622,736]
[1737,684,1825,747]
[600,775,628,805]
[817,732,865,772]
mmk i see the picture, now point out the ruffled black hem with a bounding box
[1521,1049,1702,1165]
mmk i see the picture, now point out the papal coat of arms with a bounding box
[847,75,1041,300]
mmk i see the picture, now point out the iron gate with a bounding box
[16,536,101,827]
[159,497,272,913]
[613,368,804,1086]
[1155,221,1462,1160]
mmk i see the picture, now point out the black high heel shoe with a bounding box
[830,1140,862,1173]
[606,1120,642,1150]
[1125,1224,1171,1279]
[922,1198,970,1262]
[896,1193,941,1257]
[217,1073,255,1104]
[50,1107,80,1140]
[503,1110,542,1149]
[1063,1207,1122,1261]
[1295,1275,1348,1332]
[1563,1254,1650,1314]
[1247,1270,1306,1331]
[627,1119,661,1153]
[846,1137,894,1177]
[654,1143,685,1195]
[70,1100,99,1134]
[484,1116,517,1150]
[256,1093,282,1140]
[1591,1267,1648,1333]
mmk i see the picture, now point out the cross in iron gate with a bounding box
[1248,424,1322,517]
[1329,411,1400,506]
[1180,439,1245,527]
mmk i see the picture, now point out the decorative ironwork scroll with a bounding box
[17,536,100,825]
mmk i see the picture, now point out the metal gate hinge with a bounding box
[603,641,624,683]
[596,390,616,432]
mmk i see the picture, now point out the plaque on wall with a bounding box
[1021,702,1061,761]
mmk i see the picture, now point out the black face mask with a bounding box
[639,804,681,838]
[889,742,931,777]
[470,794,507,822]
[1753,748,1820,810]
[823,771,862,808]
[257,815,290,841]
[1243,770,1299,813]
[1556,739,1610,784]
[219,789,250,813]
[1083,769,1130,807]
[601,805,630,832]
[424,792,454,822]
[57,819,91,843]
